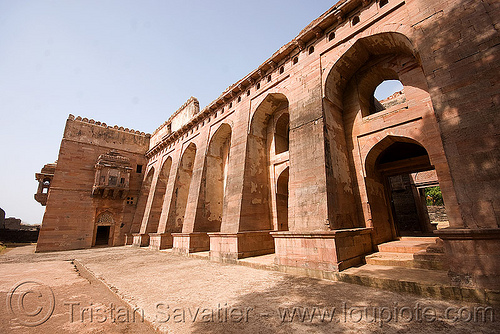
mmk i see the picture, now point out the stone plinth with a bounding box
[435,228,500,290]
[272,228,373,273]
[132,233,149,247]
[148,233,173,250]
[172,232,209,254]
[124,234,134,245]
[208,231,275,261]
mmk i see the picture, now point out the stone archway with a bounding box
[195,123,232,232]
[94,211,114,247]
[276,167,289,231]
[241,93,289,232]
[365,136,442,242]
[142,157,172,235]
[167,143,196,232]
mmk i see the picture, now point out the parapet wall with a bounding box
[150,97,200,148]
[65,114,150,154]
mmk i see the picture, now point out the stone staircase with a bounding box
[365,236,447,270]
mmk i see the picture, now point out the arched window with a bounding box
[274,113,289,154]
[370,80,405,115]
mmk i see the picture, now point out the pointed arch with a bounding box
[129,166,155,234]
[241,93,290,232]
[195,123,232,232]
[167,143,196,232]
[142,157,173,234]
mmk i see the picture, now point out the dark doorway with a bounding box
[375,141,436,236]
[387,173,426,234]
[95,226,110,246]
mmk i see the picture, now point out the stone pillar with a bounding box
[435,229,500,290]
[148,232,172,250]
[272,228,372,275]
[132,233,149,247]
[172,232,209,254]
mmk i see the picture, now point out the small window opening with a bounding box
[279,66,284,74]
[136,165,143,173]
[256,82,261,89]
[229,102,232,108]
[328,31,335,41]
[237,96,241,103]
[42,188,48,194]
[352,16,360,26]
[247,90,250,96]
[308,46,314,54]
[267,75,271,82]
[120,178,125,184]
[293,56,298,65]
[380,0,388,7]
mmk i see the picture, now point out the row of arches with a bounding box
[114,31,455,254]
[131,101,291,243]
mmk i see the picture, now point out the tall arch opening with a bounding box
[241,93,289,232]
[274,113,289,155]
[167,143,196,232]
[196,124,232,232]
[129,167,155,234]
[144,157,172,234]
[276,167,289,231]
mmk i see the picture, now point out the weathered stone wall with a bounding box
[36,116,149,252]
[36,0,500,289]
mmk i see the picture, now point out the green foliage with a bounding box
[425,186,444,206]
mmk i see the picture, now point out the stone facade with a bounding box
[35,0,500,290]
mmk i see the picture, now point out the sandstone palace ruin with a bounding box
[34,0,500,292]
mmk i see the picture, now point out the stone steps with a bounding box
[365,251,414,267]
[368,237,446,271]
[335,264,494,303]
[377,239,437,253]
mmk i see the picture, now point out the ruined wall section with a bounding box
[150,97,200,148]
[36,115,150,252]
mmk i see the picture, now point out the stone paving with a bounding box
[0,245,498,333]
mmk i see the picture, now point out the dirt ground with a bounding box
[0,244,497,333]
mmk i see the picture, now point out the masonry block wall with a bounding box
[36,116,149,252]
[36,0,500,289]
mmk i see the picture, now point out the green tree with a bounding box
[425,186,443,206]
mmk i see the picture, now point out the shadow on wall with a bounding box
[421,0,499,229]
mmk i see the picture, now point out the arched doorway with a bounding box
[366,138,446,239]
[94,211,114,247]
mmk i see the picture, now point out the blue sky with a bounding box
[0,1,402,225]
[0,0,338,224]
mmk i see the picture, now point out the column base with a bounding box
[148,233,173,250]
[435,228,500,290]
[208,231,275,261]
[271,228,373,272]
[132,233,149,247]
[124,233,134,245]
[172,232,209,254]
